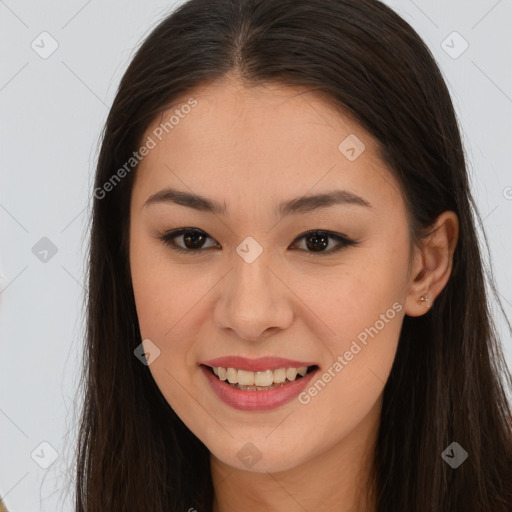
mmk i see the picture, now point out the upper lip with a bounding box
[201,356,317,372]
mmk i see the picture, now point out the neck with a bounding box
[210,397,381,512]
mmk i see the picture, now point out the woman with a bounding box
[76,0,512,510]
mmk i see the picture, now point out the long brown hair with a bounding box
[76,0,512,510]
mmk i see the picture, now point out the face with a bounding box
[129,76,413,473]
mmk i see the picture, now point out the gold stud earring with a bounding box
[418,294,431,308]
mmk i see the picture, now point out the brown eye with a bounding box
[158,228,359,257]
[290,230,359,256]
[158,228,218,254]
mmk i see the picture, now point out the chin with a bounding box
[208,436,313,474]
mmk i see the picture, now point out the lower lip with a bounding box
[200,365,319,411]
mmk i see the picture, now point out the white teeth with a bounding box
[212,365,312,387]
[254,369,274,387]
[238,369,255,386]
[273,368,287,383]
[226,367,238,384]
[286,368,297,381]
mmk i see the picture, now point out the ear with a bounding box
[404,211,459,317]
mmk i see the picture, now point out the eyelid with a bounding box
[157,227,359,256]
[290,230,359,256]
[157,227,219,254]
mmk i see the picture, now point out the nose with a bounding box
[213,254,294,342]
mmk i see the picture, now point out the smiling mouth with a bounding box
[204,364,319,391]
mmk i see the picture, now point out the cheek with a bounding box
[296,229,409,422]
[129,229,189,397]
[291,289,403,462]
[310,238,409,352]
[130,241,202,424]
[129,228,210,402]
[130,253,169,339]
[130,227,197,340]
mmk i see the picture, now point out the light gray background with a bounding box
[0,0,511,510]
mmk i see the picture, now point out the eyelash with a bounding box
[156,228,360,257]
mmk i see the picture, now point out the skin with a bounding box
[129,73,459,512]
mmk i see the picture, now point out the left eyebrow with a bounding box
[142,187,372,217]
[277,189,372,217]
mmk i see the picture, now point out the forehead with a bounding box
[146,77,364,149]
[132,76,403,214]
